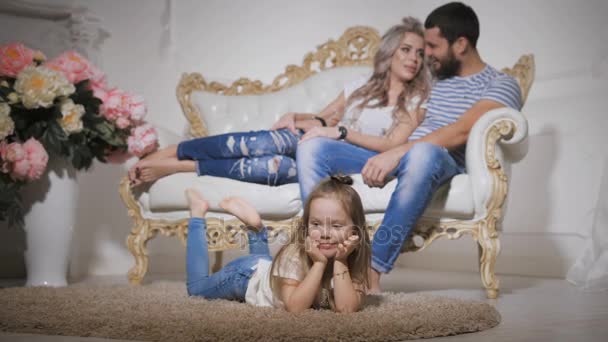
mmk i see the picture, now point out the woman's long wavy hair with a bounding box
[346,16,431,133]
[270,175,371,309]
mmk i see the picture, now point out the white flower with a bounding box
[7,92,19,104]
[58,99,84,134]
[13,65,75,109]
[0,102,15,140]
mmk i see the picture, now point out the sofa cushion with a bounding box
[145,172,474,221]
[146,173,302,221]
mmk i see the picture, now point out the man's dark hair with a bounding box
[424,2,479,48]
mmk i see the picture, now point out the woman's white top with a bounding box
[339,76,425,136]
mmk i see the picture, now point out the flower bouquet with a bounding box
[0,42,158,227]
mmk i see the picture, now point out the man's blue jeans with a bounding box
[186,217,271,301]
[296,138,464,273]
[177,129,301,186]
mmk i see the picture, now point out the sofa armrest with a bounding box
[466,107,529,220]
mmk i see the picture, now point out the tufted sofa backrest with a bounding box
[191,66,370,135]
[176,25,534,140]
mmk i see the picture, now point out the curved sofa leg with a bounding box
[478,222,501,299]
[127,221,152,285]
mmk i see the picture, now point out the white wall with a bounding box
[1,0,607,280]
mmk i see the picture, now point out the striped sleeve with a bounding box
[482,75,523,110]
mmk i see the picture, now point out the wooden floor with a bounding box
[2,268,607,341]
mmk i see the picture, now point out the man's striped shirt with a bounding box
[408,65,523,166]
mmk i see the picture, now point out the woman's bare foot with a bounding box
[133,157,196,185]
[128,145,179,183]
[185,188,209,217]
[145,144,179,161]
[219,197,263,231]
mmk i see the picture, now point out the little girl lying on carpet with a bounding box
[185,175,371,312]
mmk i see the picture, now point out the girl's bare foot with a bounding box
[219,197,263,231]
[136,158,196,184]
[185,188,209,217]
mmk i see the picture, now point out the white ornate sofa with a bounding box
[119,27,535,299]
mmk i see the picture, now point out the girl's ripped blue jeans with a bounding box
[177,129,302,186]
[186,217,271,301]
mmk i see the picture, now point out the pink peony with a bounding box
[0,42,44,78]
[96,87,124,121]
[23,138,49,180]
[128,124,158,158]
[0,141,24,173]
[0,141,25,163]
[115,117,131,129]
[127,94,146,122]
[45,51,106,88]
[11,158,31,180]
[2,138,48,181]
[94,87,147,127]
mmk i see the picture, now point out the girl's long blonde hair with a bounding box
[270,175,371,308]
[346,16,431,133]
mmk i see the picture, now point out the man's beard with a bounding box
[430,50,461,80]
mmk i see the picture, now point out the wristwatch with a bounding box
[337,126,348,140]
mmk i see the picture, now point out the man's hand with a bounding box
[362,147,404,188]
[298,126,340,144]
[271,112,297,134]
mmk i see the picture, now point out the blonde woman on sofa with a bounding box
[129,17,430,187]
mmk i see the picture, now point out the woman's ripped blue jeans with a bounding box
[177,129,301,186]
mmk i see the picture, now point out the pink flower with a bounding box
[0,141,25,163]
[0,141,24,173]
[45,51,106,88]
[11,158,31,180]
[115,117,131,129]
[96,87,123,121]
[127,94,146,122]
[23,138,49,180]
[94,87,147,127]
[128,124,158,158]
[1,138,48,181]
[0,42,44,78]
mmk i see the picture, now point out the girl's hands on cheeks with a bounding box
[335,235,359,262]
[305,233,328,265]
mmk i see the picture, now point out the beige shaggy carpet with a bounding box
[0,281,500,341]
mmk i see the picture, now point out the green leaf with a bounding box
[0,180,24,229]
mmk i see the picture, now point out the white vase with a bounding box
[21,157,78,287]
